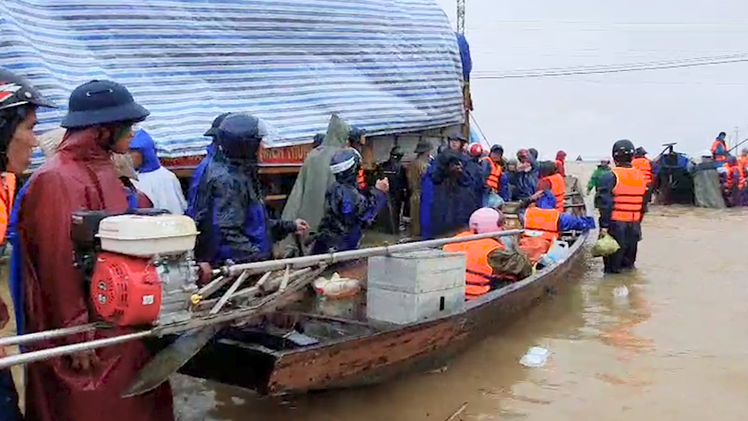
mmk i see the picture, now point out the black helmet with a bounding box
[348,126,366,146]
[204,112,232,137]
[490,144,504,155]
[330,148,361,182]
[612,139,635,163]
[216,113,266,160]
[0,69,56,112]
[312,133,325,148]
[61,80,149,129]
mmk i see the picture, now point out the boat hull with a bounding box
[178,229,589,395]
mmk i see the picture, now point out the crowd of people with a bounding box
[0,69,653,421]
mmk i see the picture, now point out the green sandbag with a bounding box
[591,233,620,257]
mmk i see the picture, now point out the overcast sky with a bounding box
[435,0,748,159]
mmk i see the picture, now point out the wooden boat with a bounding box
[173,201,592,396]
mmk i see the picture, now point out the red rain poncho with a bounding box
[17,129,173,421]
[555,150,567,177]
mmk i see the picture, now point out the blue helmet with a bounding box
[330,148,361,182]
[61,79,149,129]
[217,113,266,160]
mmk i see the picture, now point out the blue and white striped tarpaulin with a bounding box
[0,0,464,163]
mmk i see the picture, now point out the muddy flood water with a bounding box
[6,162,748,420]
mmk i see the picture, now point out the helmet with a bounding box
[348,126,366,146]
[490,144,504,155]
[469,208,504,234]
[612,139,635,163]
[312,133,326,148]
[468,143,484,158]
[216,113,266,160]
[61,80,149,129]
[0,69,56,165]
[0,69,55,112]
[330,148,361,177]
[449,133,468,143]
[204,112,232,137]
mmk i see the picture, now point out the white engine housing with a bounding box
[96,214,199,257]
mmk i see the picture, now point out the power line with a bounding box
[472,56,748,80]
[472,53,748,76]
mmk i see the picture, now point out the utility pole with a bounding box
[456,0,469,139]
[456,0,465,35]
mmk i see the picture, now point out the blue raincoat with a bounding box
[311,170,387,254]
[420,150,479,239]
[193,149,296,266]
[519,191,595,231]
[186,143,215,218]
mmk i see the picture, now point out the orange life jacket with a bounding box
[522,207,560,243]
[712,139,728,162]
[480,156,503,191]
[611,167,647,223]
[739,155,748,171]
[0,173,16,244]
[539,173,565,212]
[722,162,746,189]
[631,157,652,186]
[443,231,505,297]
[357,167,366,190]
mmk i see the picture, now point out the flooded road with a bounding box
[171,164,748,420]
[4,162,748,420]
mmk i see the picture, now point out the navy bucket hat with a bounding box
[61,79,149,129]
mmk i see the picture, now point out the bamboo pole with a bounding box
[219,229,524,277]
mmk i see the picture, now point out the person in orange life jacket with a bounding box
[442,208,511,298]
[595,139,648,274]
[518,190,595,244]
[480,144,509,204]
[632,146,653,212]
[536,160,566,213]
[718,155,745,207]
[711,131,729,162]
[555,150,567,177]
[0,68,56,421]
[347,126,368,190]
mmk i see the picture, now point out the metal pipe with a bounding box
[0,323,102,347]
[221,229,524,277]
[0,330,154,370]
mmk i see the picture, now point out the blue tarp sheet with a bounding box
[0,0,464,165]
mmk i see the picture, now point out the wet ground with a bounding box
[170,162,748,420]
[7,162,748,420]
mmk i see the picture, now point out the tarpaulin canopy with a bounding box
[0,0,464,167]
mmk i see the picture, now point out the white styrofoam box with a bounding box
[97,214,198,257]
[367,284,465,325]
[367,249,467,294]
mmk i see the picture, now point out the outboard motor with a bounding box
[653,143,694,205]
[72,210,201,327]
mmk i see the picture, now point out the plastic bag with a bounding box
[591,234,620,257]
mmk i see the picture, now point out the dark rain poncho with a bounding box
[420,150,479,239]
[193,148,296,266]
[311,165,387,254]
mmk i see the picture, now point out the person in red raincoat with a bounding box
[17,80,175,421]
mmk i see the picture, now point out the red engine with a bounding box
[89,252,163,326]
